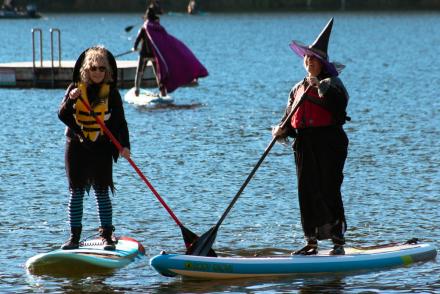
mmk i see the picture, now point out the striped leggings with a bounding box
[68,185,112,228]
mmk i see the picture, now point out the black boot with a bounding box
[99,226,116,250]
[330,244,345,255]
[61,226,82,250]
[330,236,345,255]
[293,238,318,255]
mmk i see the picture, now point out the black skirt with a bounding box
[293,126,348,240]
[65,136,114,192]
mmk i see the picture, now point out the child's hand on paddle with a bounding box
[120,147,131,160]
[69,88,81,100]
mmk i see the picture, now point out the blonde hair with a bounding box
[79,46,113,84]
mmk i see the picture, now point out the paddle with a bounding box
[114,49,136,58]
[187,85,312,256]
[77,95,210,253]
[125,25,136,33]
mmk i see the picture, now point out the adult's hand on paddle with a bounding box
[272,125,286,138]
[120,147,131,160]
[272,125,290,146]
[307,76,319,87]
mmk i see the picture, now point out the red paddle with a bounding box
[78,95,210,253]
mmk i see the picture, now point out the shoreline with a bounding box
[10,0,440,13]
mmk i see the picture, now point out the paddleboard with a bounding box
[150,241,437,279]
[124,87,173,106]
[26,236,145,274]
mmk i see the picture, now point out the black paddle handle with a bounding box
[114,49,135,58]
[215,85,311,228]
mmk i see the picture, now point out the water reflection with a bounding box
[26,266,116,278]
[133,102,204,111]
[1,11,439,293]
[149,275,346,293]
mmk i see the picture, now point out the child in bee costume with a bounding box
[58,46,131,250]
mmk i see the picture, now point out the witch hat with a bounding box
[289,18,341,76]
[309,18,333,60]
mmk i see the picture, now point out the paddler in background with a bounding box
[187,0,197,15]
[148,0,163,15]
[272,18,350,255]
[2,0,16,11]
[132,3,209,97]
[133,4,166,97]
[58,46,131,251]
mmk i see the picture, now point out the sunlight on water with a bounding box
[0,12,439,293]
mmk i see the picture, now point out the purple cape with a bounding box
[145,21,208,93]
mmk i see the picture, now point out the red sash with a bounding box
[291,85,333,129]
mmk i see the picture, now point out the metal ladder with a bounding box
[31,28,61,87]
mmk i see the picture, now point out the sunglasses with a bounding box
[90,66,106,72]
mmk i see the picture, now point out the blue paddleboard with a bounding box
[150,241,437,279]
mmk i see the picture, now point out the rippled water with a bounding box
[1,12,439,293]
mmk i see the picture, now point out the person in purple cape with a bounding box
[187,0,197,14]
[133,4,208,97]
[148,0,163,15]
[133,4,165,97]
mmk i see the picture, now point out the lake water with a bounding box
[0,11,439,293]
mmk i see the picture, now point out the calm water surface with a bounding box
[0,12,439,293]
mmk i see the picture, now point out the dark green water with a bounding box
[0,12,439,293]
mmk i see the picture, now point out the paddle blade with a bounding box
[186,226,218,257]
[124,25,135,32]
[180,225,198,249]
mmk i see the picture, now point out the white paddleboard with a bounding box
[26,236,145,275]
[124,87,173,106]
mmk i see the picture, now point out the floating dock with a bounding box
[0,27,157,89]
[0,60,156,89]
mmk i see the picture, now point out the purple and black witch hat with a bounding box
[289,18,343,76]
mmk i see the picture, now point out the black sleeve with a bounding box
[58,83,83,136]
[306,78,349,124]
[133,28,145,51]
[318,86,348,115]
[278,85,300,138]
[109,88,130,150]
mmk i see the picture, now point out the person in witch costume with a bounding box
[133,4,208,97]
[58,46,131,250]
[272,18,350,255]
